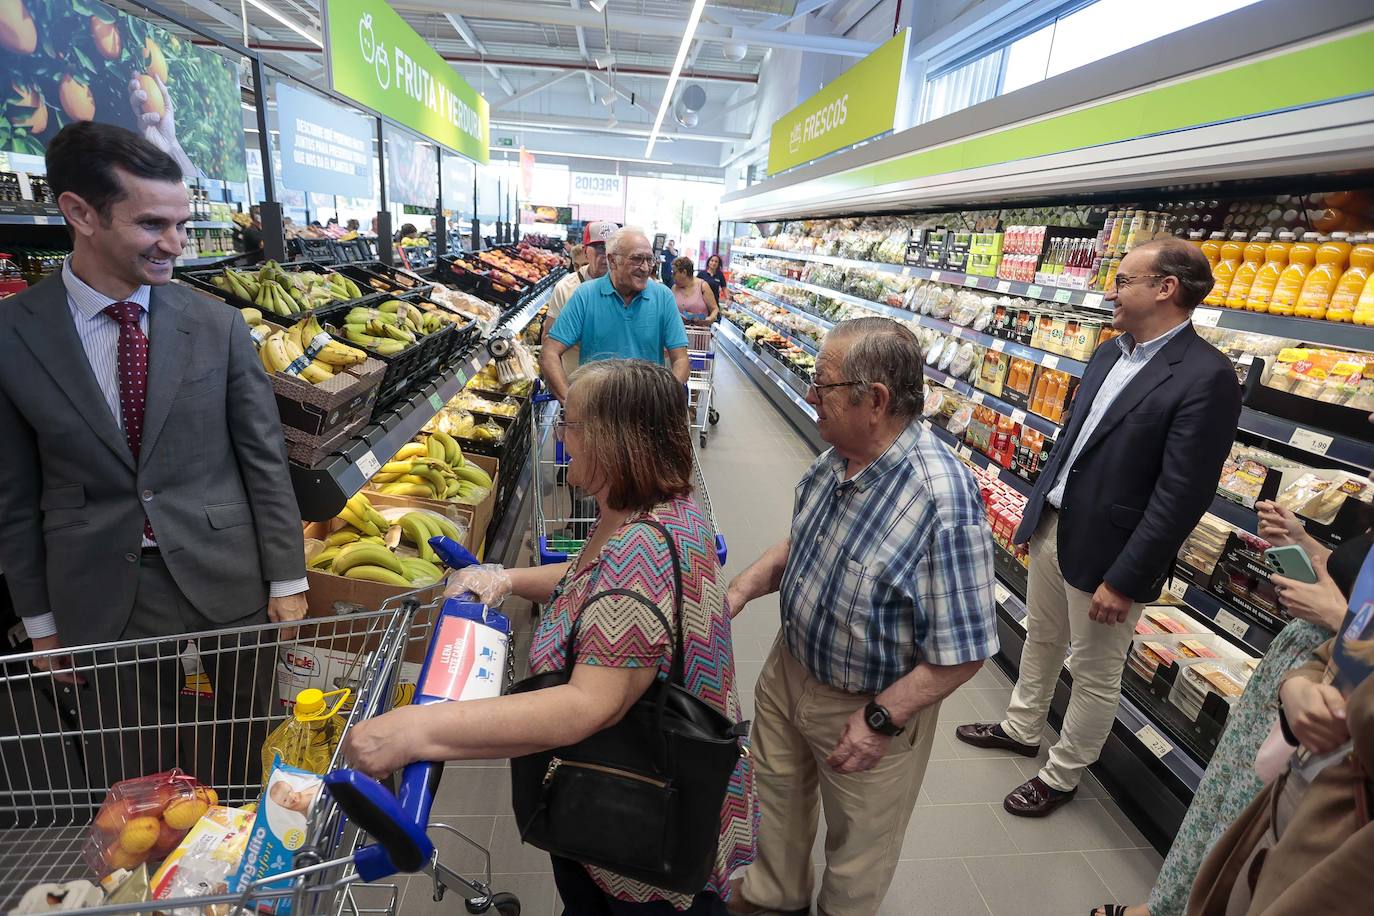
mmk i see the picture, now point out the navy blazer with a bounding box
[1014,323,1241,602]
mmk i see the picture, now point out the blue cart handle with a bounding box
[324,590,495,881]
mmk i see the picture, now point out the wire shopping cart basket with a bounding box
[528,382,727,567]
[685,323,720,448]
[0,589,522,916]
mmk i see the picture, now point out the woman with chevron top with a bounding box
[343,359,754,915]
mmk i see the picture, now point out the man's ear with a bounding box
[57,191,101,240]
[868,382,891,415]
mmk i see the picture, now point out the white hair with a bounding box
[607,226,650,258]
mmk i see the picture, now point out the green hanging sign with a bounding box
[768,29,908,175]
[325,0,489,164]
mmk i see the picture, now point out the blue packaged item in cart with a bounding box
[229,758,324,913]
[414,598,511,703]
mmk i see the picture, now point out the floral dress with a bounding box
[527,494,756,910]
[1146,619,1328,916]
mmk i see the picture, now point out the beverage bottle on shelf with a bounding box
[1352,260,1374,326]
[1267,232,1321,316]
[1246,231,1295,311]
[1327,234,1373,323]
[1294,231,1352,319]
[1121,211,1147,252]
[1204,232,1247,306]
[1107,211,1129,254]
[1030,373,1048,416]
[1199,232,1225,268]
[1224,232,1271,309]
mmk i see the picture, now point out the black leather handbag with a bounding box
[508,519,745,894]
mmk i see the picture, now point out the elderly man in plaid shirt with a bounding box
[725,317,999,916]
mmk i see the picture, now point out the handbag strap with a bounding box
[558,514,687,686]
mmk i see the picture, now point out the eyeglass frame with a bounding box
[807,379,867,396]
[1110,273,1169,291]
[610,253,657,267]
[553,419,588,440]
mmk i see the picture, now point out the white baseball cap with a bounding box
[583,220,619,246]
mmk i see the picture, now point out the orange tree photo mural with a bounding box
[1,0,246,181]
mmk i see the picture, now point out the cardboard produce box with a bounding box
[363,453,499,554]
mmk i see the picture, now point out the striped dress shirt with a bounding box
[1046,319,1191,509]
[778,419,999,694]
[23,260,306,642]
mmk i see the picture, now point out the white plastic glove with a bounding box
[444,564,513,606]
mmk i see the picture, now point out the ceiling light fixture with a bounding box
[645,0,706,157]
[587,0,609,11]
[243,0,322,47]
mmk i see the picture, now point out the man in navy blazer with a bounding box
[957,238,1241,816]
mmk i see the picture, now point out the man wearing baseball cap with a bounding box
[542,220,617,378]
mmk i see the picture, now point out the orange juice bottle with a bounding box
[1030,372,1048,416]
[1204,232,1247,306]
[1295,231,1352,319]
[1247,231,1295,312]
[1225,231,1270,309]
[1267,232,1321,316]
[1200,232,1225,268]
[1328,234,1373,323]
[1352,257,1374,326]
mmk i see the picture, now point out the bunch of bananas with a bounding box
[429,408,506,443]
[211,262,363,316]
[370,433,493,503]
[335,299,448,357]
[308,494,459,587]
[256,316,369,385]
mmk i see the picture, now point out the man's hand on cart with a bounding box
[29,634,85,684]
[443,564,514,605]
[269,593,309,639]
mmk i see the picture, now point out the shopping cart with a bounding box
[0,590,521,916]
[529,383,727,567]
[685,323,720,447]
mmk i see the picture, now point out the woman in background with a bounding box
[672,255,719,326]
[698,253,727,304]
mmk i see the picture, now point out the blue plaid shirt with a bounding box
[779,420,999,694]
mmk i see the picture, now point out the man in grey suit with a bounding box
[0,123,307,799]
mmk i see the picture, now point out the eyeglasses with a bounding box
[553,419,588,440]
[1111,274,1168,291]
[807,379,865,395]
[614,254,656,267]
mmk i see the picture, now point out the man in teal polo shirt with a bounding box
[541,227,690,401]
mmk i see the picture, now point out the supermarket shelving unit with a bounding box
[715,7,1374,850]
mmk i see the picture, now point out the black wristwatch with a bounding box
[864,700,905,737]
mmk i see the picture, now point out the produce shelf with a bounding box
[1191,307,1374,352]
[730,301,822,356]
[737,263,913,321]
[290,284,553,520]
[716,320,826,454]
[919,419,1034,498]
[924,365,1063,438]
[735,245,1111,312]
[731,283,836,329]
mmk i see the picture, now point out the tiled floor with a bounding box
[387,355,1162,915]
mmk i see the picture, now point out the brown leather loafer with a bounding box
[1003,776,1077,817]
[726,877,810,916]
[954,722,1040,758]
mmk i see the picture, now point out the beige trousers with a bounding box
[1000,510,1144,791]
[740,638,940,916]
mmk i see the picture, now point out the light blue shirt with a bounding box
[548,273,689,366]
[1046,319,1191,509]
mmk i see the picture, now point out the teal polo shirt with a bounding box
[548,274,689,367]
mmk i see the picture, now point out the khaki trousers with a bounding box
[1000,510,1143,792]
[740,638,940,916]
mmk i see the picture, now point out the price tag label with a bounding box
[1041,355,1060,370]
[428,393,444,411]
[1135,724,1174,759]
[963,276,979,288]
[958,444,973,460]
[1011,409,1027,425]
[994,584,1011,605]
[456,370,469,386]
[1053,288,1073,304]
[1213,608,1249,639]
[973,391,987,405]
[930,271,942,283]
[1083,293,1105,309]
[1027,284,1044,299]
[1192,308,1222,328]
[1166,578,1189,601]
[1288,427,1334,455]
[1238,353,1255,367]
[356,451,381,478]
[996,281,1012,293]
[902,266,911,277]
[991,339,1006,352]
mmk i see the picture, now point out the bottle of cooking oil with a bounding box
[260,687,350,785]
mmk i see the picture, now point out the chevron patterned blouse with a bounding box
[529,494,756,909]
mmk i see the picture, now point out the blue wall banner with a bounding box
[277,82,375,199]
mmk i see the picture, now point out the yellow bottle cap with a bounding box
[294,688,326,719]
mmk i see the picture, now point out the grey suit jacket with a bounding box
[0,273,307,644]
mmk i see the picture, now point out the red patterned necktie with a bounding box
[103,302,155,542]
